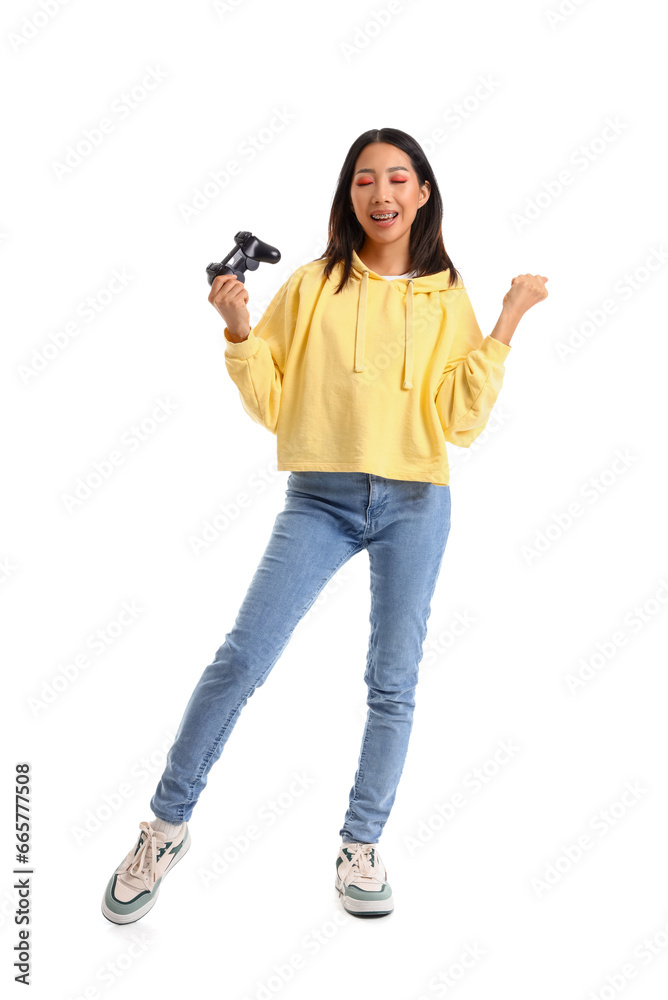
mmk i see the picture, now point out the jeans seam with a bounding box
[348,709,372,814]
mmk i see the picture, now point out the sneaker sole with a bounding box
[334,873,394,916]
[101,826,192,925]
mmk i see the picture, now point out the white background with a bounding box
[3,0,667,997]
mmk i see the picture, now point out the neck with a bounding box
[357,238,411,276]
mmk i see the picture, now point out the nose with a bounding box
[372,183,394,203]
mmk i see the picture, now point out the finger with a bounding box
[212,278,245,305]
[209,273,239,295]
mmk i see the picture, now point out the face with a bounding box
[349,142,430,246]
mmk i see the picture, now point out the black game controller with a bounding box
[206,231,281,286]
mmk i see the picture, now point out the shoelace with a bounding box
[122,821,159,889]
[339,843,383,886]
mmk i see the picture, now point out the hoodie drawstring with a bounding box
[354,269,368,374]
[355,269,414,390]
[404,279,414,389]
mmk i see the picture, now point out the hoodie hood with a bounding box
[349,249,457,390]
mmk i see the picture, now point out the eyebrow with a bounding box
[354,166,410,175]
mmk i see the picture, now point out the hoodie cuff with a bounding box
[223,328,260,359]
[479,334,512,363]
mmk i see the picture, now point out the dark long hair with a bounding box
[316,128,462,294]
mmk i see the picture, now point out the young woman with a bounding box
[101,127,548,924]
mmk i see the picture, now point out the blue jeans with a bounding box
[150,471,451,844]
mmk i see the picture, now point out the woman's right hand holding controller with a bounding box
[208,273,251,342]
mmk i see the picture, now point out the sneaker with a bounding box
[101,819,191,924]
[334,841,394,916]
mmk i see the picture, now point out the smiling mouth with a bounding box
[370,212,398,220]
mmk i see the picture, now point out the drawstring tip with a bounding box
[354,364,365,373]
[403,379,413,389]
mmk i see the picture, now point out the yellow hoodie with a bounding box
[223,248,511,486]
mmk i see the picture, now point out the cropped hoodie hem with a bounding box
[276,460,453,486]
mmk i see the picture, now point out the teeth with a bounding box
[371,213,397,220]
